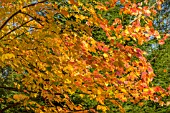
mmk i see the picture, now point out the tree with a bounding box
[145,0,170,89]
[0,0,169,112]
[134,1,170,112]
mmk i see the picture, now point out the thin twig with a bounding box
[0,11,21,31]
[20,12,44,26]
[0,20,33,40]
[149,55,157,62]
[0,0,48,31]
[0,102,21,113]
[129,2,157,24]
[0,86,34,93]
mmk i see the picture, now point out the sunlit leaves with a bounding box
[1,53,15,62]
[0,0,169,112]
[13,94,29,101]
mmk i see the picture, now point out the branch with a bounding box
[149,55,157,62]
[67,109,97,113]
[0,0,48,31]
[129,2,157,24]
[0,20,33,40]
[22,0,48,9]
[0,86,35,93]
[2,32,27,41]
[0,102,21,113]
[0,86,62,95]
[20,12,44,27]
[0,10,21,31]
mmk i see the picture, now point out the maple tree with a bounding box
[142,0,170,89]
[119,0,170,112]
[0,0,170,112]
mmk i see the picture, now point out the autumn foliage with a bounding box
[0,0,169,112]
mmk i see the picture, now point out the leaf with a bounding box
[1,53,15,61]
[69,0,78,6]
[13,94,28,101]
[158,39,165,45]
[1,0,169,112]
[103,53,108,58]
[0,98,4,102]
[110,100,125,113]
[163,69,167,72]
[60,10,69,17]
[97,105,107,112]
[96,97,104,105]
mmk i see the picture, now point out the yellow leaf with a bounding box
[103,53,108,58]
[44,85,49,90]
[108,36,116,40]
[120,88,127,94]
[134,27,140,32]
[127,53,132,57]
[64,79,71,84]
[0,48,3,52]
[75,14,86,20]
[96,97,104,105]
[17,84,20,89]
[156,35,161,39]
[142,16,145,19]
[90,94,96,99]
[21,8,27,12]
[143,88,149,92]
[166,101,170,106]
[79,94,84,98]
[24,17,28,21]
[97,90,101,95]
[1,53,15,61]
[13,94,28,101]
[31,93,38,98]
[125,29,129,35]
[97,105,107,112]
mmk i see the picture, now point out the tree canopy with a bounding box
[0,0,169,112]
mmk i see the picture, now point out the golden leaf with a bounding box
[103,53,108,58]
[1,53,15,61]
[97,105,107,112]
[13,94,28,101]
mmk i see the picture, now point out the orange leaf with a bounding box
[61,10,69,17]
[163,69,167,72]
[69,0,78,6]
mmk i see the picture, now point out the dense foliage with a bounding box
[0,0,169,112]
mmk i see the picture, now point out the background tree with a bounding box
[90,0,170,112]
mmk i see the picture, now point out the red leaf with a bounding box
[158,40,165,45]
[154,86,162,93]
[102,46,109,52]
